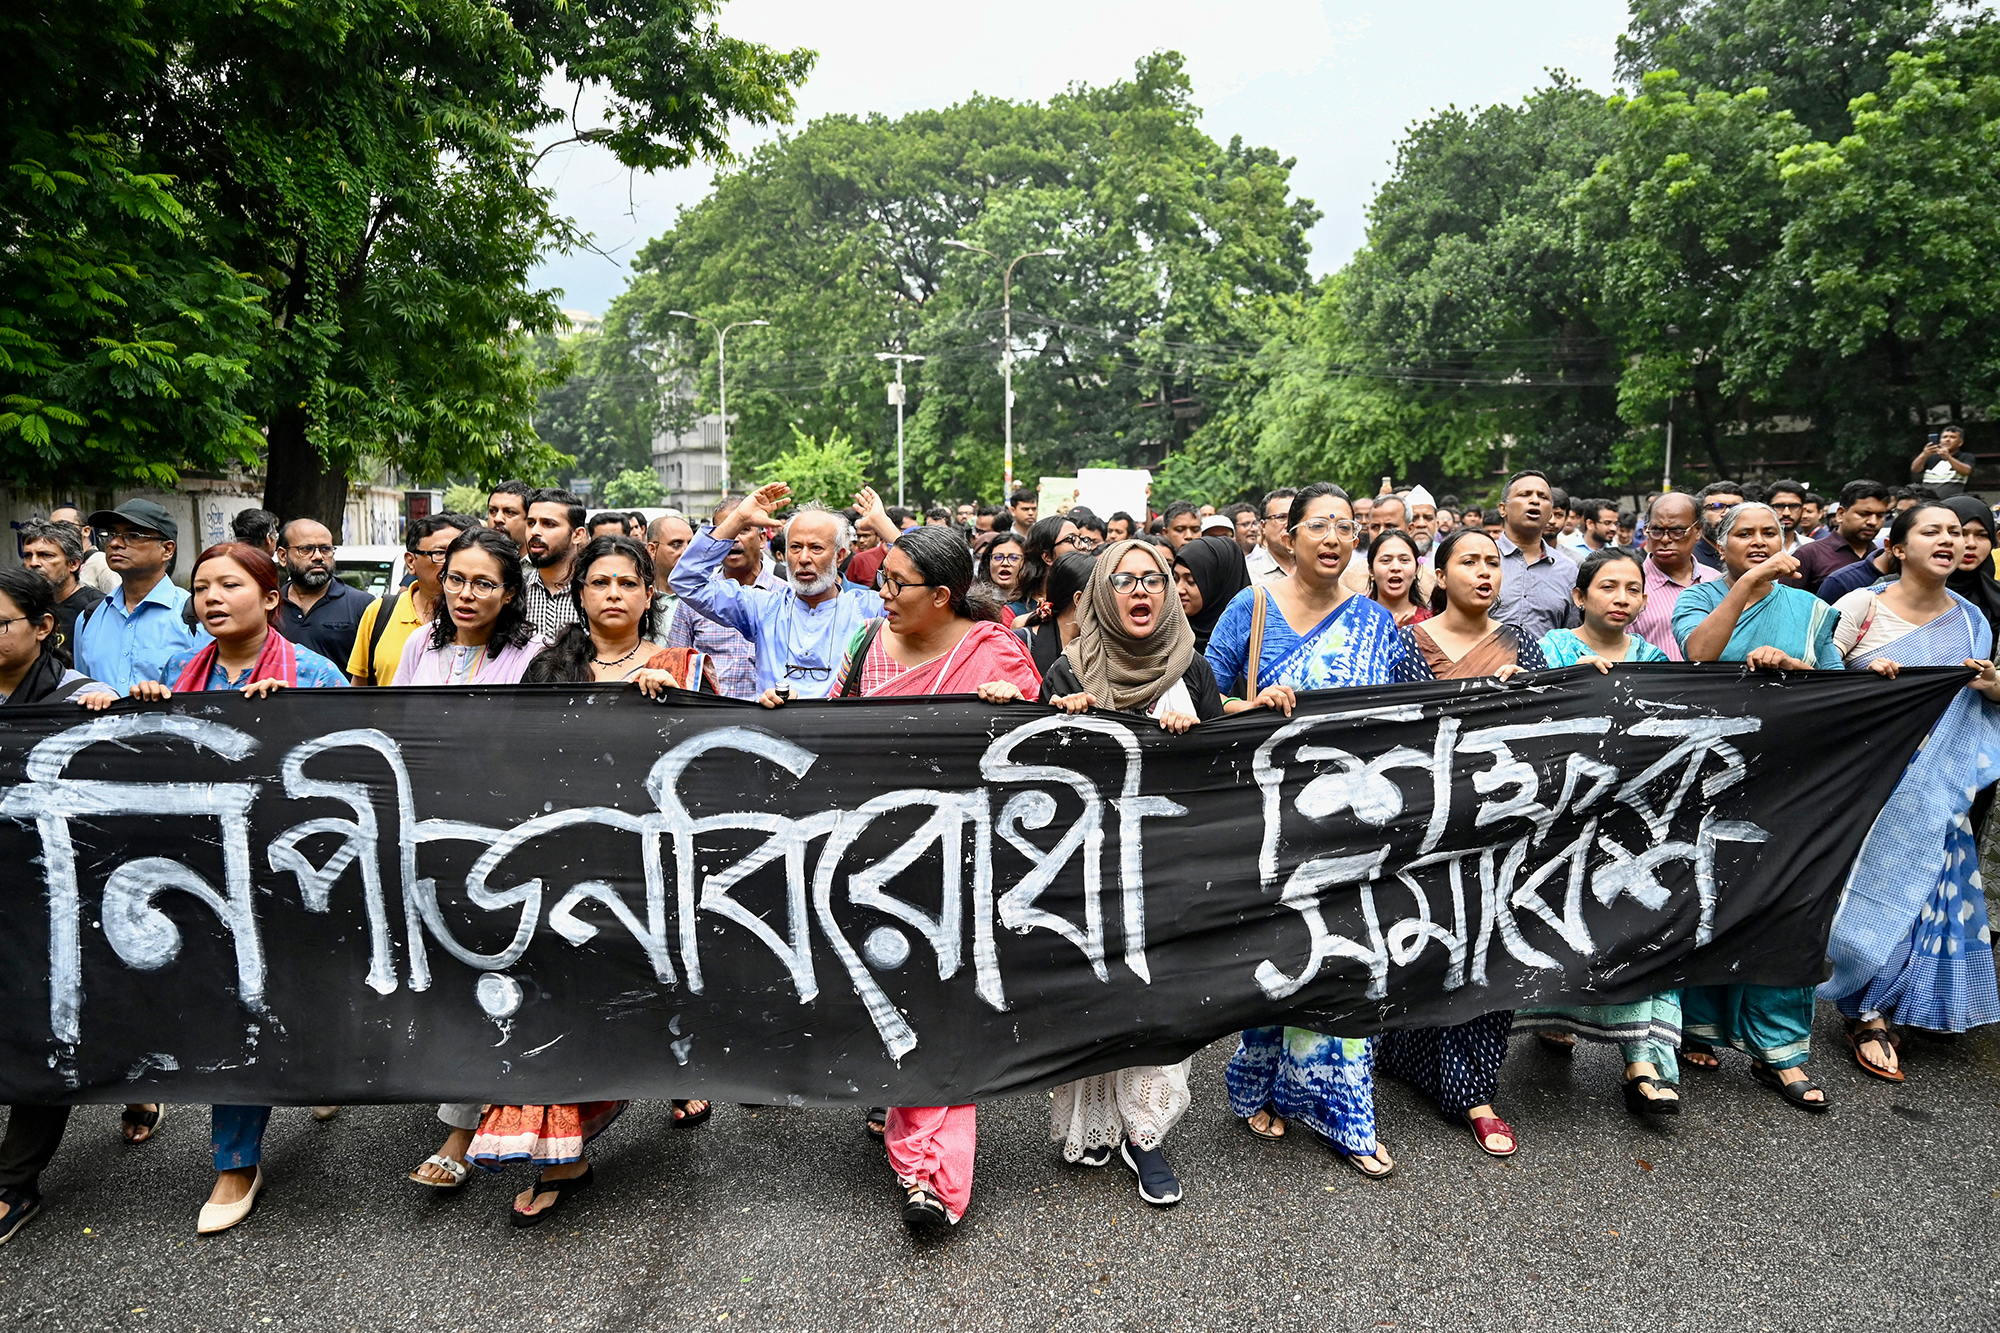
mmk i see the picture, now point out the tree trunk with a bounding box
[261,405,348,531]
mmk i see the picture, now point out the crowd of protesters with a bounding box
[3,452,1998,1241]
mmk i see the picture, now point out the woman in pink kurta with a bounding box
[768,520,1041,1231]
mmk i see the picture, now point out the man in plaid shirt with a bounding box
[663,498,781,699]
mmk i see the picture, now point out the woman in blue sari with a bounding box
[1671,502,1842,1113]
[1205,482,1408,1179]
[1823,502,2000,1081]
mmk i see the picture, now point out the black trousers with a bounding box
[0,1106,72,1194]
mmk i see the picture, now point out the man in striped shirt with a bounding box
[1628,492,1720,659]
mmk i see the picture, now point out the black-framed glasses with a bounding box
[880,575,936,598]
[783,663,831,681]
[284,544,335,557]
[1703,500,1739,512]
[443,573,503,597]
[413,548,452,563]
[1262,511,1288,525]
[1108,571,1168,594]
[0,616,28,636]
[1646,525,1696,541]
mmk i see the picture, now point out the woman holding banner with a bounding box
[1023,538,1227,1206]
[522,534,715,695]
[1673,501,1843,1113]
[1201,482,1407,1181]
[1822,502,2000,1081]
[1374,527,1547,1157]
[771,523,1042,1232]
[78,542,349,1234]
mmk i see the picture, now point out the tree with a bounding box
[602,467,665,507]
[756,426,869,508]
[605,52,1317,503]
[10,0,814,521]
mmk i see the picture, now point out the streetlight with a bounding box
[874,352,926,508]
[941,240,1065,496]
[667,310,769,500]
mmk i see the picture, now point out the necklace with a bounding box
[592,641,644,669]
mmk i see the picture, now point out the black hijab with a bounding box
[1,645,74,707]
[1944,495,2000,641]
[1174,534,1252,652]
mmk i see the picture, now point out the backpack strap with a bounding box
[840,618,886,698]
[363,590,400,683]
[1245,584,1268,699]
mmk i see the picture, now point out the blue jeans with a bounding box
[210,1105,270,1171]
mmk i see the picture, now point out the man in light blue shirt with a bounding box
[670,482,899,701]
[77,498,209,694]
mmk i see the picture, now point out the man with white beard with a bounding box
[670,480,899,700]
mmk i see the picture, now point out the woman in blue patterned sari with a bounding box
[1672,502,1843,1113]
[1204,482,1408,1179]
[1823,502,2000,1081]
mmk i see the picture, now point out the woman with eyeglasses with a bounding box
[1015,515,1082,618]
[1671,502,1842,1112]
[392,528,547,687]
[983,532,1030,617]
[766,525,1041,1233]
[392,527,553,1207]
[1373,527,1546,1159]
[1202,482,1409,1182]
[1024,538,1229,1207]
[76,542,349,1234]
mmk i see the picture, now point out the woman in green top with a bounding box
[1538,547,1672,670]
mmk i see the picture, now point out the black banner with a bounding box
[0,666,1962,1106]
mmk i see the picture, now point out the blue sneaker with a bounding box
[1075,1144,1114,1168]
[1119,1139,1182,1206]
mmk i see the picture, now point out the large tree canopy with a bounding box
[3,0,813,519]
[603,52,1318,504]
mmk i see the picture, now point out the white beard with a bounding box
[790,567,838,597]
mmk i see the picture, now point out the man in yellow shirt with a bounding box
[347,513,474,685]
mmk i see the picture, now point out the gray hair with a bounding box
[19,518,84,567]
[1715,501,1781,545]
[783,503,855,552]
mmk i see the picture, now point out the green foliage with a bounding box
[602,467,666,507]
[442,483,489,516]
[6,0,814,515]
[756,426,869,508]
[603,52,1317,504]
[529,325,658,493]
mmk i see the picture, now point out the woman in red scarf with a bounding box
[78,542,348,1235]
[768,524,1041,1232]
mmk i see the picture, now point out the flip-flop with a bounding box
[1242,1108,1285,1141]
[1847,1026,1905,1083]
[671,1099,713,1127]
[1534,1033,1576,1057]
[407,1154,470,1189]
[1681,1041,1721,1070]
[508,1164,593,1228]
[1337,1148,1397,1181]
[864,1107,888,1138]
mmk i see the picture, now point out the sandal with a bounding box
[1322,1135,1396,1180]
[407,1153,471,1189]
[508,1164,594,1228]
[901,1186,949,1232]
[1621,1073,1682,1117]
[1242,1107,1285,1141]
[672,1099,713,1127]
[1534,1033,1576,1057]
[1847,1024,1905,1084]
[1681,1041,1720,1070]
[120,1104,164,1145]
[1466,1112,1517,1157]
[864,1107,888,1138]
[1751,1062,1831,1114]
[0,1188,41,1246]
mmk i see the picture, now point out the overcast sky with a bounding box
[533,0,1629,317]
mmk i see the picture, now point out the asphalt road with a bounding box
[2,998,1995,1333]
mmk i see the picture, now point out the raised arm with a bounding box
[850,485,901,550]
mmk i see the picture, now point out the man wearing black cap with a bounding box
[75,498,207,694]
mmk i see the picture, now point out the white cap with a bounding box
[1405,485,1437,511]
[1200,514,1235,534]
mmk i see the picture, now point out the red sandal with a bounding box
[1466,1112,1517,1157]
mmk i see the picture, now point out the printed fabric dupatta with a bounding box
[1825,588,2000,1028]
[172,630,298,693]
[1259,596,1396,692]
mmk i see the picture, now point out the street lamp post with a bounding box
[874,352,925,509]
[941,240,1064,497]
[667,310,768,502]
